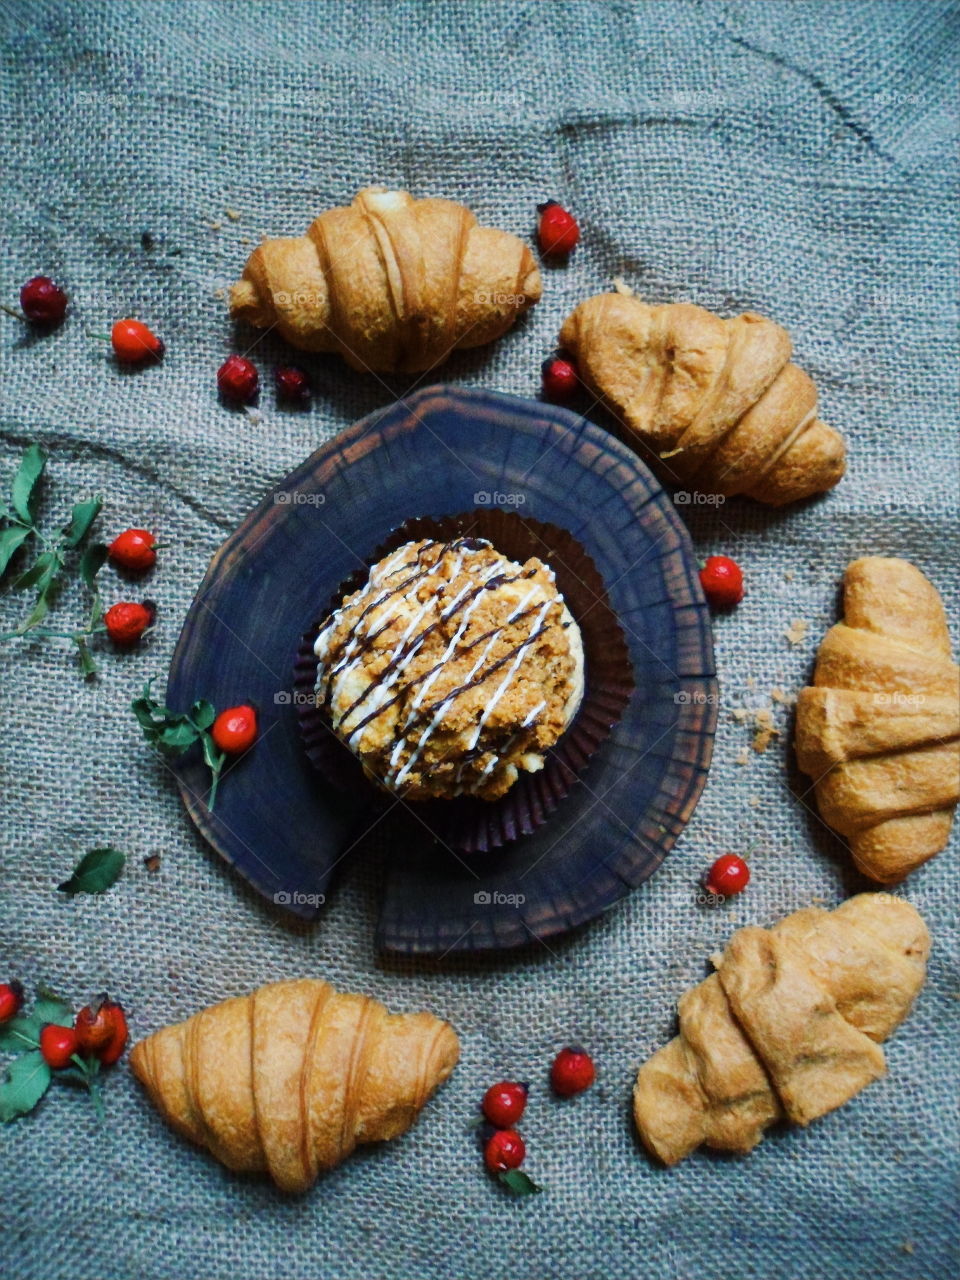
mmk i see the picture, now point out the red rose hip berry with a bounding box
[97,1001,129,1066]
[699,555,744,608]
[19,276,68,326]
[550,1046,595,1096]
[482,1081,528,1128]
[39,1022,79,1070]
[0,981,24,1023]
[275,365,311,405]
[104,600,154,645]
[111,318,164,364]
[217,355,259,404]
[537,201,580,257]
[74,995,117,1056]
[484,1128,526,1173]
[541,356,578,402]
[705,853,750,898]
[211,704,258,755]
[108,528,157,572]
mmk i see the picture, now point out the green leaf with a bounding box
[18,591,50,633]
[32,988,73,1028]
[0,1050,52,1123]
[13,550,59,592]
[78,541,107,587]
[63,497,103,547]
[0,526,31,578]
[10,445,46,524]
[75,637,98,678]
[0,1013,43,1054]
[498,1169,542,1196]
[190,700,216,731]
[157,721,201,754]
[57,847,125,896]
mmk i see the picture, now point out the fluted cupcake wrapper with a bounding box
[293,510,634,853]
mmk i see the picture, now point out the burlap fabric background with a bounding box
[1,2,957,1278]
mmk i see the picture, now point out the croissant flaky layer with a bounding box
[230,187,541,373]
[130,978,459,1192]
[633,894,930,1166]
[559,292,846,505]
[796,558,960,882]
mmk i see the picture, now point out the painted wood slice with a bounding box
[166,385,717,951]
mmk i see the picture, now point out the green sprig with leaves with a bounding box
[0,444,108,676]
[0,987,105,1123]
[132,679,227,809]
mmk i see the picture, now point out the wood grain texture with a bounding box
[166,386,717,949]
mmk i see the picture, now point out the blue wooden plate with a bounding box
[166,385,717,953]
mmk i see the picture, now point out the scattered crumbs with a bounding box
[731,707,750,723]
[240,236,252,245]
[809,895,827,905]
[771,686,796,707]
[659,445,683,459]
[213,287,225,300]
[900,1241,915,1255]
[784,618,809,646]
[752,708,780,753]
[735,748,750,766]
[749,796,760,807]
[143,853,162,873]
[784,569,795,582]
[746,677,756,689]
[208,220,222,231]
[245,406,263,425]
[225,207,241,221]
[612,276,634,296]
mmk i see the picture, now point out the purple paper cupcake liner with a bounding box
[293,510,634,853]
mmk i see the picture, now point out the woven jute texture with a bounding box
[1,2,957,1278]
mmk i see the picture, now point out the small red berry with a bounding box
[39,1022,79,1070]
[19,276,68,326]
[108,528,157,573]
[275,365,311,406]
[211,704,258,755]
[541,356,578,402]
[98,1001,129,1066]
[217,355,259,404]
[104,600,154,646]
[550,1046,595,1096]
[0,981,24,1023]
[74,996,114,1056]
[705,853,750,898]
[699,555,744,609]
[482,1081,528,1128]
[537,201,580,257]
[111,318,164,364]
[484,1128,526,1173]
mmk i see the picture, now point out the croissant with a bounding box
[130,978,459,1191]
[796,557,959,882]
[559,290,846,504]
[633,893,929,1166]
[230,186,541,374]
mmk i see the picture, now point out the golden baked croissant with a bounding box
[796,557,959,882]
[130,978,459,1191]
[559,290,846,504]
[230,187,541,373]
[633,893,929,1166]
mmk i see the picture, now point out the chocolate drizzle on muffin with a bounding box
[313,538,584,801]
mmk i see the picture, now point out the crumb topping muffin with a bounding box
[313,537,584,801]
